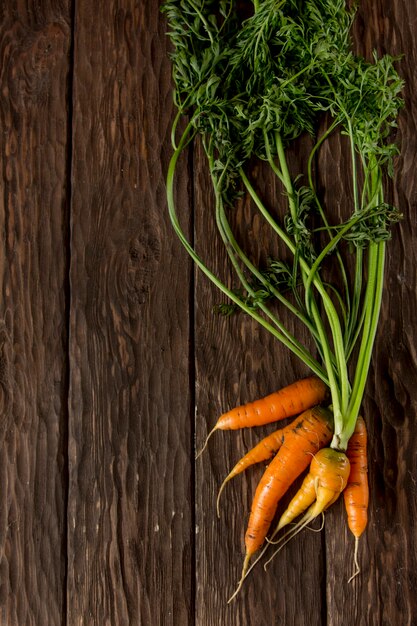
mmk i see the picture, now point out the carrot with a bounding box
[244,408,333,555]
[274,446,350,534]
[304,447,351,514]
[343,416,369,581]
[228,407,333,593]
[216,428,285,517]
[216,407,334,516]
[197,376,328,456]
[218,376,327,430]
[258,447,351,575]
[274,472,317,533]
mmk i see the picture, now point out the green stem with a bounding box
[307,120,351,319]
[189,0,214,44]
[217,194,321,344]
[334,161,385,449]
[167,125,327,381]
[213,182,320,369]
[337,240,385,449]
[273,139,350,415]
[240,166,342,410]
[345,247,363,350]
[275,133,298,225]
[212,138,320,342]
[345,296,367,361]
[264,130,285,185]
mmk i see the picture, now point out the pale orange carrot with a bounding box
[260,447,351,573]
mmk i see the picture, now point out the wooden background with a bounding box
[0,1,416,624]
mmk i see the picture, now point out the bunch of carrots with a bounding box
[201,376,368,598]
[162,0,403,598]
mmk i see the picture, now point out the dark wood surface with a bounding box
[0,1,416,624]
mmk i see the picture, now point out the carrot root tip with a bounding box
[227,553,251,603]
[348,536,361,583]
[305,512,325,533]
[195,426,217,460]
[264,512,316,570]
[216,476,231,518]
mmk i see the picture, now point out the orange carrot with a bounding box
[216,407,333,516]
[344,416,368,538]
[216,428,285,517]
[218,376,328,430]
[343,416,368,581]
[197,376,328,457]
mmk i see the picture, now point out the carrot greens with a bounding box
[163,0,403,453]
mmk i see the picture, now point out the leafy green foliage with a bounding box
[163,0,404,446]
[215,259,295,315]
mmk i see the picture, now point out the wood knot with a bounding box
[127,219,161,305]
[8,21,70,105]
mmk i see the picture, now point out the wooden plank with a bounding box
[322,2,417,624]
[194,139,326,624]
[0,3,71,625]
[67,2,193,624]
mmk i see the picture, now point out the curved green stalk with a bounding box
[217,194,322,344]
[264,130,285,185]
[167,125,327,381]
[265,129,336,366]
[210,168,320,367]
[188,0,214,44]
[323,282,348,331]
[345,298,367,360]
[204,140,319,354]
[273,137,350,415]
[303,201,381,297]
[211,139,320,342]
[240,166,343,415]
[216,198,322,370]
[307,120,351,318]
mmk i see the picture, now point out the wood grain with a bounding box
[0,1,416,624]
[67,2,193,624]
[0,2,71,625]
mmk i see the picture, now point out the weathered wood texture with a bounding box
[68,1,193,625]
[0,0,416,625]
[0,2,71,625]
